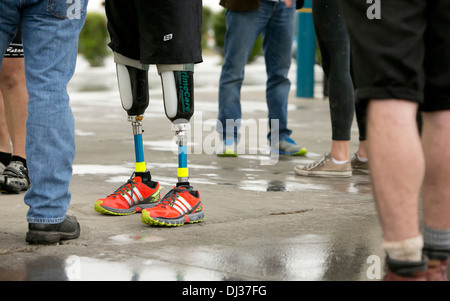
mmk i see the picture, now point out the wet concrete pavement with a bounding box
[0,54,438,282]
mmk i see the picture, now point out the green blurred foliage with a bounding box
[78,12,110,67]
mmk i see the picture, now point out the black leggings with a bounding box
[313,0,358,141]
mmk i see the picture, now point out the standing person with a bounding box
[216,0,307,157]
[0,26,30,194]
[0,0,88,244]
[339,0,450,280]
[94,0,205,228]
[294,0,354,177]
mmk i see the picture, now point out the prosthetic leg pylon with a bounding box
[116,63,152,183]
[158,64,195,186]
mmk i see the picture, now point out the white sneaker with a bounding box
[294,153,352,178]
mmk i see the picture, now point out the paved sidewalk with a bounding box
[0,54,414,281]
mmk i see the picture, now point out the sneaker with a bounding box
[423,247,449,281]
[0,161,31,193]
[217,138,237,157]
[141,185,204,227]
[427,258,449,281]
[94,175,160,215]
[271,137,307,156]
[26,215,80,244]
[350,153,369,175]
[0,162,6,174]
[294,153,352,177]
[383,256,428,281]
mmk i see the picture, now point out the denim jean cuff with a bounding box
[27,216,67,224]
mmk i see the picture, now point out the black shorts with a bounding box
[4,25,23,58]
[339,0,450,111]
[105,0,203,65]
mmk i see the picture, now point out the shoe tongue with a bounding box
[133,176,142,183]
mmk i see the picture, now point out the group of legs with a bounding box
[293,0,449,281]
[0,0,448,281]
[94,0,205,227]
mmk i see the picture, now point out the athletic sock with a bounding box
[0,152,12,166]
[11,155,27,168]
[357,153,368,162]
[382,235,423,262]
[331,157,349,165]
[423,226,450,260]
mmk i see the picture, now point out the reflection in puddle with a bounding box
[108,234,165,245]
[0,232,380,281]
[238,179,327,192]
[72,161,372,194]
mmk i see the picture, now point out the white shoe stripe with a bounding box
[177,196,192,210]
[173,204,185,215]
[133,187,143,202]
[123,194,133,206]
[175,201,188,213]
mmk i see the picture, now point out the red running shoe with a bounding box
[94,176,160,215]
[141,185,204,226]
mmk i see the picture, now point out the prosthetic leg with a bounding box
[116,62,153,184]
[157,64,195,186]
[139,63,204,226]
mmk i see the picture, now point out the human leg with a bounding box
[0,57,27,160]
[140,0,204,226]
[0,0,20,167]
[21,0,87,225]
[94,59,161,216]
[261,1,305,156]
[338,0,433,279]
[0,93,10,167]
[419,0,450,279]
[263,1,295,143]
[0,52,30,193]
[295,0,353,177]
[217,8,266,146]
[95,1,161,215]
[421,111,450,280]
[368,100,424,242]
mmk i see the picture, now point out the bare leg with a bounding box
[0,57,28,159]
[0,92,11,153]
[330,140,349,162]
[356,140,368,159]
[367,99,423,242]
[421,111,450,230]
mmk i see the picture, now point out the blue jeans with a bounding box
[0,0,88,224]
[217,0,295,143]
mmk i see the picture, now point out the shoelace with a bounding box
[109,178,137,199]
[305,154,330,170]
[156,186,191,208]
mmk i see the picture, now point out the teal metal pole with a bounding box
[296,0,315,98]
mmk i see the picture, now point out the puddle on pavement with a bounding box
[0,233,380,281]
[72,155,372,195]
